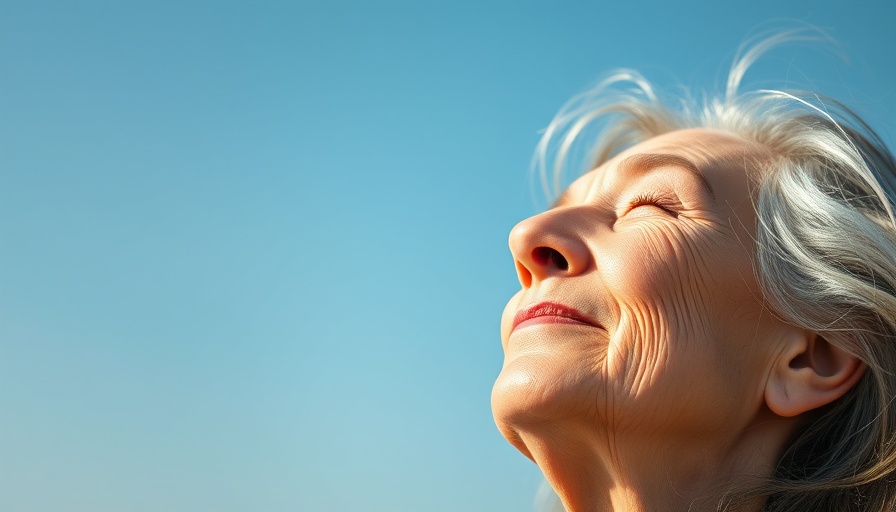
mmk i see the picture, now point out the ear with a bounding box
[765,331,866,418]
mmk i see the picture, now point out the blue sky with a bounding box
[1,1,894,511]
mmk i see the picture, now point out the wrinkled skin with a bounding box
[492,129,798,511]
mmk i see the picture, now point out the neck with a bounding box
[522,416,795,512]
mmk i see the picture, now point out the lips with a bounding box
[512,301,600,332]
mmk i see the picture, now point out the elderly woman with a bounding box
[491,37,896,512]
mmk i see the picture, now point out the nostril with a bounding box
[532,247,569,271]
[551,250,569,270]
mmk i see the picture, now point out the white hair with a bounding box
[531,31,896,511]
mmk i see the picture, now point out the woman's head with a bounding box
[495,129,794,441]
[492,34,896,511]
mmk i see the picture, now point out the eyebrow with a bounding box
[551,152,716,208]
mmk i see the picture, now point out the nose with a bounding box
[508,209,592,288]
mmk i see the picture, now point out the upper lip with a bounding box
[512,301,600,331]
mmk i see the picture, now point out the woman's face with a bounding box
[492,129,786,455]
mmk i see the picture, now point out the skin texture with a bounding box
[491,129,862,511]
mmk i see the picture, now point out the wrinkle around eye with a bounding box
[614,203,725,237]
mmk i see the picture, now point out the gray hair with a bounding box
[533,32,896,511]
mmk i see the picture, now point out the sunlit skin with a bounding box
[491,129,865,511]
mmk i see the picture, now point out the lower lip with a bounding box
[513,316,594,332]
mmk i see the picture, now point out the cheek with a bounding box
[601,224,718,335]
[599,225,736,430]
[601,222,727,337]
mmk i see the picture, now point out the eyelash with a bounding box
[628,192,678,215]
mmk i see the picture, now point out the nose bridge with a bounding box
[509,206,594,287]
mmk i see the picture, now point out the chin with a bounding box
[492,347,606,433]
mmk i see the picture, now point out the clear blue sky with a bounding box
[1,1,894,511]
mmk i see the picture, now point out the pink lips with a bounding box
[512,301,599,332]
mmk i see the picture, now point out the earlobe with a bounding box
[765,332,866,418]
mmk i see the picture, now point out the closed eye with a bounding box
[627,192,679,216]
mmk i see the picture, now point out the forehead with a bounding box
[556,129,763,207]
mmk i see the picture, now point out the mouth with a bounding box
[512,301,600,332]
